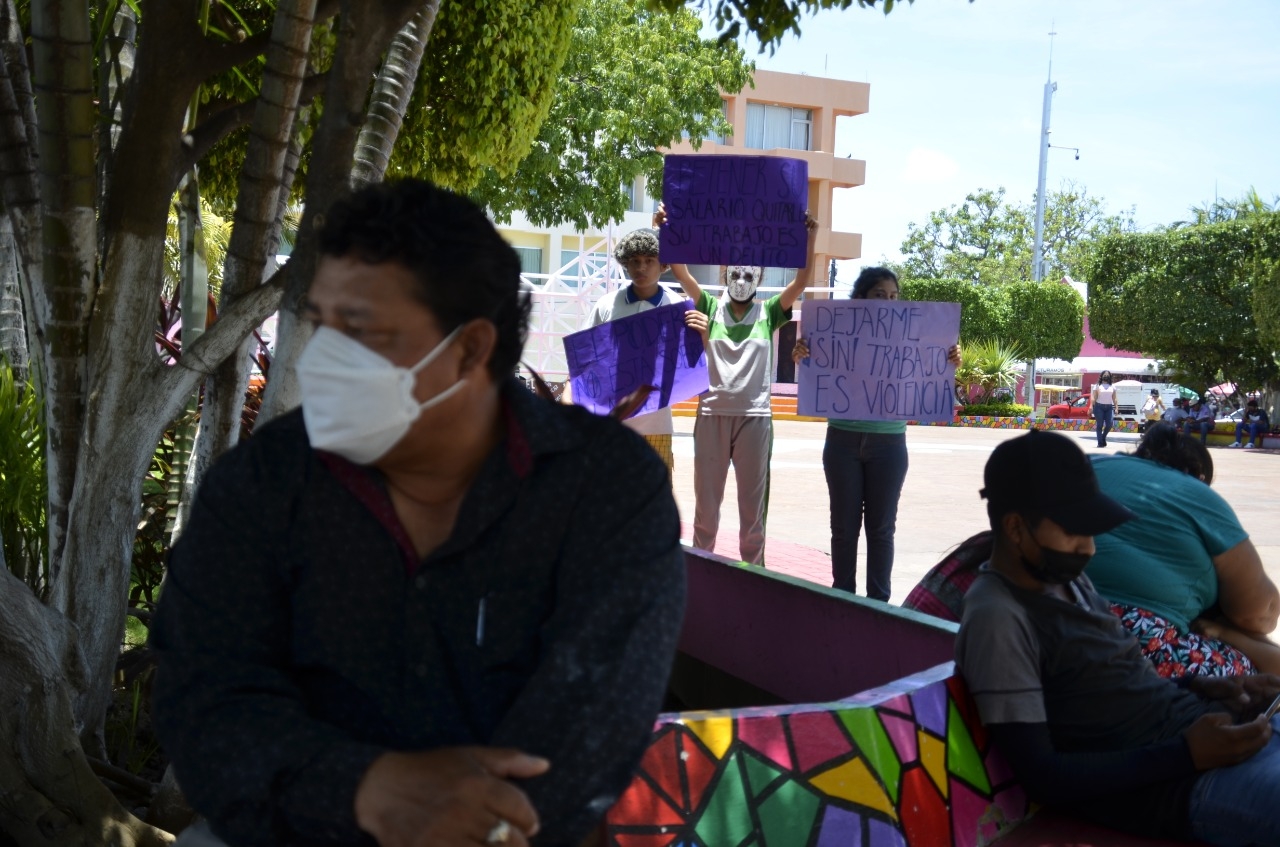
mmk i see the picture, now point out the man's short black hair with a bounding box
[317,179,530,380]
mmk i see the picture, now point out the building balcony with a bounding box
[664,140,865,189]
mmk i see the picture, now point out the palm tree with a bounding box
[955,338,1025,404]
[1171,188,1279,229]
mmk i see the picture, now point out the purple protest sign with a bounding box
[659,154,809,269]
[563,301,709,418]
[796,300,961,423]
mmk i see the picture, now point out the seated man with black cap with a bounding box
[956,429,1280,845]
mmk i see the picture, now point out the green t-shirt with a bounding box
[697,291,790,416]
[827,419,908,434]
[1085,454,1248,632]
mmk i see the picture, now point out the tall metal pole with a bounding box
[1031,79,1055,283]
[1027,30,1057,417]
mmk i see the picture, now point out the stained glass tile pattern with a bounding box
[607,675,1028,847]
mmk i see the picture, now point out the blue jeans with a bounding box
[1094,403,1114,445]
[1235,422,1266,445]
[823,427,908,601]
[1190,716,1280,846]
[1185,418,1213,443]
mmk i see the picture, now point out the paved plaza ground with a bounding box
[670,418,1280,606]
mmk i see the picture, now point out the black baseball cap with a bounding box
[981,430,1135,536]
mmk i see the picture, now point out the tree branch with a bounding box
[182,72,327,173]
[163,267,285,397]
[185,0,341,81]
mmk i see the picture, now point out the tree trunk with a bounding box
[0,0,45,396]
[0,569,171,847]
[95,0,136,225]
[30,0,98,587]
[197,0,318,464]
[258,0,429,424]
[0,215,26,380]
[350,1,440,187]
[166,172,209,543]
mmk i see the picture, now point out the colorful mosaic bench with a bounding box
[607,662,1025,847]
[604,549,1199,847]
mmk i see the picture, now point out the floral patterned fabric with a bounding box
[1111,602,1255,678]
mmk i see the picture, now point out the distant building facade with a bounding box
[502,69,870,379]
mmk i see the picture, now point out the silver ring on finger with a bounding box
[486,819,512,846]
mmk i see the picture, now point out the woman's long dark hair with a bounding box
[1134,422,1214,484]
[851,267,899,300]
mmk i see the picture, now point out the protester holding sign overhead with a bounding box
[655,202,818,566]
[792,268,961,601]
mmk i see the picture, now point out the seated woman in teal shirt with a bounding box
[1086,422,1280,675]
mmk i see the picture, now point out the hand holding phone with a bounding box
[1264,692,1280,721]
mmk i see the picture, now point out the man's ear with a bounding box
[1001,512,1024,547]
[457,319,497,377]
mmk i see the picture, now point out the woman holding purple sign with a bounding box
[792,268,961,601]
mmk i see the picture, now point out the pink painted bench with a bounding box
[604,549,1203,847]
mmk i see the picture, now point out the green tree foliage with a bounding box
[900,277,1009,342]
[1006,279,1085,361]
[1170,187,1279,229]
[1082,212,1280,391]
[0,362,44,591]
[391,0,582,191]
[1254,257,1280,358]
[900,183,1134,285]
[462,0,753,229]
[646,0,936,49]
[900,276,1083,360]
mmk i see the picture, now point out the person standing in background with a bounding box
[790,268,961,601]
[1091,370,1116,448]
[655,204,819,566]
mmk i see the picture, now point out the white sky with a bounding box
[748,0,1280,281]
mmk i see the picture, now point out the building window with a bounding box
[622,179,648,213]
[513,246,543,276]
[745,103,811,152]
[684,99,729,145]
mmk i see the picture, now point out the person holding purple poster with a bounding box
[655,204,818,566]
[576,227,695,475]
[792,268,961,601]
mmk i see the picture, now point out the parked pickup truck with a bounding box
[1045,396,1091,420]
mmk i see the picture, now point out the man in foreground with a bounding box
[152,180,686,847]
[957,429,1280,845]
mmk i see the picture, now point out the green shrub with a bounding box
[960,402,1033,417]
[0,361,46,592]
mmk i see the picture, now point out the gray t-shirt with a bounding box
[956,566,1211,750]
[956,566,1214,834]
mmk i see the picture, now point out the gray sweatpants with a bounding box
[692,414,773,565]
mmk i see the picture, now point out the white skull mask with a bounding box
[724,265,762,303]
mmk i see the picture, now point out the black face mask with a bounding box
[1019,525,1092,585]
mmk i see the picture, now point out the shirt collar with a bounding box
[625,284,666,307]
[499,376,582,478]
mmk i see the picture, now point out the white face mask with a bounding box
[296,324,465,464]
[724,265,762,303]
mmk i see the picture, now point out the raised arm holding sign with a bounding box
[651,179,820,567]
